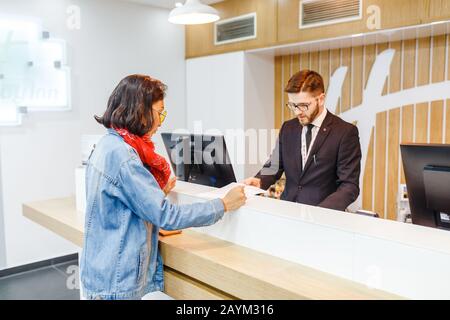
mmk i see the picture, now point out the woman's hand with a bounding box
[163,177,177,195]
[221,186,247,212]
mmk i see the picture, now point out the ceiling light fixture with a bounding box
[168,0,220,25]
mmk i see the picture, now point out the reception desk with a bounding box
[22,181,450,299]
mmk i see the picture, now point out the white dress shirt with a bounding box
[301,108,327,170]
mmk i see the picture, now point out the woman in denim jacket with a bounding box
[80,75,246,300]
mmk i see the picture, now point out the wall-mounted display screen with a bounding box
[0,16,71,126]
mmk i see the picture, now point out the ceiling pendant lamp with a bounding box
[168,0,220,25]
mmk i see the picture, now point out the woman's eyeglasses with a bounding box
[156,110,167,124]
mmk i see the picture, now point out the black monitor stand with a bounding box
[423,165,450,229]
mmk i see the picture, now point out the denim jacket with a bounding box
[80,129,225,300]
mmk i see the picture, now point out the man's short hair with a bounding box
[285,70,325,95]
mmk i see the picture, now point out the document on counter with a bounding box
[197,182,267,199]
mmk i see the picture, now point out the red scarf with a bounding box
[115,128,171,189]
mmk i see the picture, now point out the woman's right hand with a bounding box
[163,177,177,195]
[221,186,247,212]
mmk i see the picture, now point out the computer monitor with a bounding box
[401,143,450,230]
[161,132,236,188]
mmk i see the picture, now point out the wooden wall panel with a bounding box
[448,34,450,82]
[430,35,446,143]
[364,45,376,89]
[418,37,431,86]
[447,35,450,144]
[310,52,320,74]
[389,41,402,93]
[292,54,300,75]
[446,101,450,143]
[415,103,429,143]
[375,112,387,219]
[430,101,444,143]
[427,0,450,23]
[387,108,400,220]
[401,106,415,141]
[300,52,310,71]
[352,46,363,107]
[341,47,352,112]
[400,105,414,184]
[320,50,330,92]
[282,55,292,122]
[403,39,416,90]
[377,42,389,95]
[274,56,282,129]
[432,35,446,83]
[399,39,416,185]
[362,129,374,211]
[385,38,402,220]
[330,49,341,114]
[416,37,431,143]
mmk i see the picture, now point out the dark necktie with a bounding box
[306,124,314,153]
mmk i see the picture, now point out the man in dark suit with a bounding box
[244,70,361,211]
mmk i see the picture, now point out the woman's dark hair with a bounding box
[95,74,167,136]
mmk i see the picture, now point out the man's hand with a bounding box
[242,177,261,188]
[163,177,177,195]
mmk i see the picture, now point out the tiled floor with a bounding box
[0,260,80,300]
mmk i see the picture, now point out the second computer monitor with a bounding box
[401,143,450,230]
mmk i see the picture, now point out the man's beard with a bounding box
[298,106,320,126]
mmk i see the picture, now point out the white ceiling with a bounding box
[121,0,224,9]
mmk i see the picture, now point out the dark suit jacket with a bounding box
[255,110,361,211]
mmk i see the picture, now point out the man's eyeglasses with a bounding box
[286,97,319,113]
[286,101,312,112]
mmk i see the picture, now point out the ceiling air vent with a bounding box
[299,0,361,29]
[215,12,257,45]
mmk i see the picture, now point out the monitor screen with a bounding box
[161,133,236,188]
